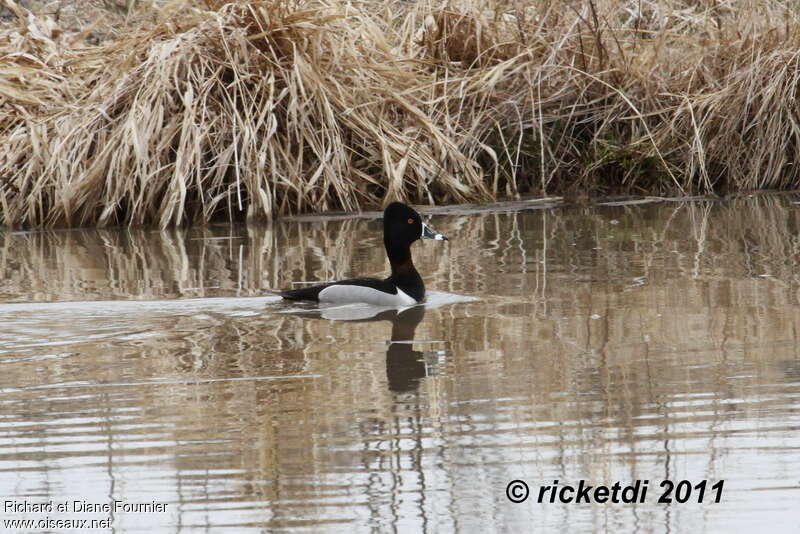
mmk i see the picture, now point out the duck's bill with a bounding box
[421,223,448,241]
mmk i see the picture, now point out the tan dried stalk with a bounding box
[1,0,800,227]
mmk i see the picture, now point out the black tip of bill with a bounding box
[422,223,448,241]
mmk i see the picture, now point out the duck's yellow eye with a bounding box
[407,218,414,224]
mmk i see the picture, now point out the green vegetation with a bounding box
[2,0,800,227]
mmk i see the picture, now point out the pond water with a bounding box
[1,195,799,533]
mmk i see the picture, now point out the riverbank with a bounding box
[2,0,799,227]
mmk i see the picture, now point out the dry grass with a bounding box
[1,0,800,227]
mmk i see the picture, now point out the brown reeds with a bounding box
[1,0,800,227]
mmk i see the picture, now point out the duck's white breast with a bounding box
[318,285,417,306]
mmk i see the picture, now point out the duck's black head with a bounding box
[382,202,448,299]
[383,202,447,253]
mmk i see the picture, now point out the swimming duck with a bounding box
[276,202,447,305]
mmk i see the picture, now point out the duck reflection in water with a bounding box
[382,305,434,393]
[284,303,443,393]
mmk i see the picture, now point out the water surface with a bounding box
[1,196,800,532]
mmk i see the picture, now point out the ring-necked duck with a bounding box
[276,202,447,305]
